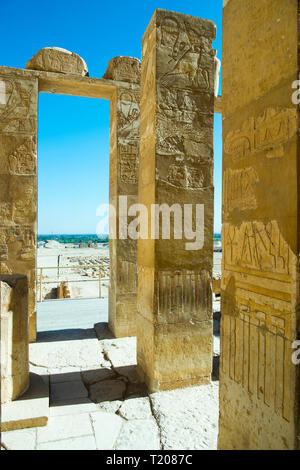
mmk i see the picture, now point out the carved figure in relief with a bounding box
[165,164,205,189]
[8,140,36,175]
[118,92,140,143]
[223,167,258,214]
[0,79,36,134]
[224,108,297,160]
[158,16,211,90]
[0,227,35,261]
[223,221,290,275]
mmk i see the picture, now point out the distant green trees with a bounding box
[38,234,109,244]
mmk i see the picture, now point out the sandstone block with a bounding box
[26,47,88,76]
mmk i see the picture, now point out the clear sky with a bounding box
[1,0,223,234]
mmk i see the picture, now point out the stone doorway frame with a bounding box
[0,61,140,343]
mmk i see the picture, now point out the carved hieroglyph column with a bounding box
[105,57,140,337]
[137,10,216,391]
[219,0,300,450]
[0,275,29,403]
[0,69,38,343]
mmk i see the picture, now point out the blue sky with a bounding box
[1,0,223,234]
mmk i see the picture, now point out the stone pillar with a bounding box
[0,69,38,343]
[137,10,216,391]
[219,0,300,450]
[105,57,140,337]
[0,275,29,403]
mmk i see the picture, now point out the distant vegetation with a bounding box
[38,233,221,244]
[38,234,109,244]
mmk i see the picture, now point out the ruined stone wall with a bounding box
[137,10,215,391]
[107,58,140,337]
[219,0,300,450]
[0,69,38,343]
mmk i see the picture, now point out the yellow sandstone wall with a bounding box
[0,70,38,342]
[107,57,140,337]
[219,0,300,450]
[137,9,216,391]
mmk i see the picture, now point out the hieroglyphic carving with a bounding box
[157,15,214,90]
[118,91,140,142]
[158,163,207,190]
[117,89,140,185]
[119,143,138,184]
[138,10,215,390]
[0,226,36,262]
[26,47,88,76]
[156,269,211,322]
[103,56,140,83]
[8,139,37,175]
[118,260,137,294]
[224,108,297,160]
[221,298,293,421]
[223,167,258,214]
[223,220,291,278]
[0,78,37,135]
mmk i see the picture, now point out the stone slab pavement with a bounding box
[1,298,220,450]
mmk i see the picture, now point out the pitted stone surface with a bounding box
[150,383,219,450]
[103,56,140,83]
[26,47,88,76]
[115,419,160,450]
[89,378,126,403]
[118,397,152,420]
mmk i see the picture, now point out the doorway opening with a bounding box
[37,92,110,332]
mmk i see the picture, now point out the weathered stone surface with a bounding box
[50,380,88,404]
[90,411,123,450]
[118,397,152,420]
[36,413,93,444]
[108,77,140,338]
[26,47,88,76]
[137,10,215,391]
[150,382,218,450]
[0,69,38,342]
[0,276,29,403]
[103,56,140,83]
[2,428,37,451]
[101,337,137,368]
[81,368,117,385]
[37,435,96,451]
[29,337,105,372]
[218,0,300,450]
[89,378,126,403]
[114,418,160,450]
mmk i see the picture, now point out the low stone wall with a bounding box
[0,275,29,403]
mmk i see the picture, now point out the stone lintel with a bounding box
[0,66,139,99]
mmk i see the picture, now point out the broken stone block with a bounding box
[103,56,140,83]
[26,47,88,76]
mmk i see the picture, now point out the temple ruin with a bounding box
[0,2,299,450]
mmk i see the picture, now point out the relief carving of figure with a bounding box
[158,16,211,90]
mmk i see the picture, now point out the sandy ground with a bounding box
[37,243,110,300]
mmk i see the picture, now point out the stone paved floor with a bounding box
[1,299,220,450]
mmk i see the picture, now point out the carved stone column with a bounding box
[219,0,300,450]
[137,10,216,391]
[105,57,141,337]
[0,69,38,343]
